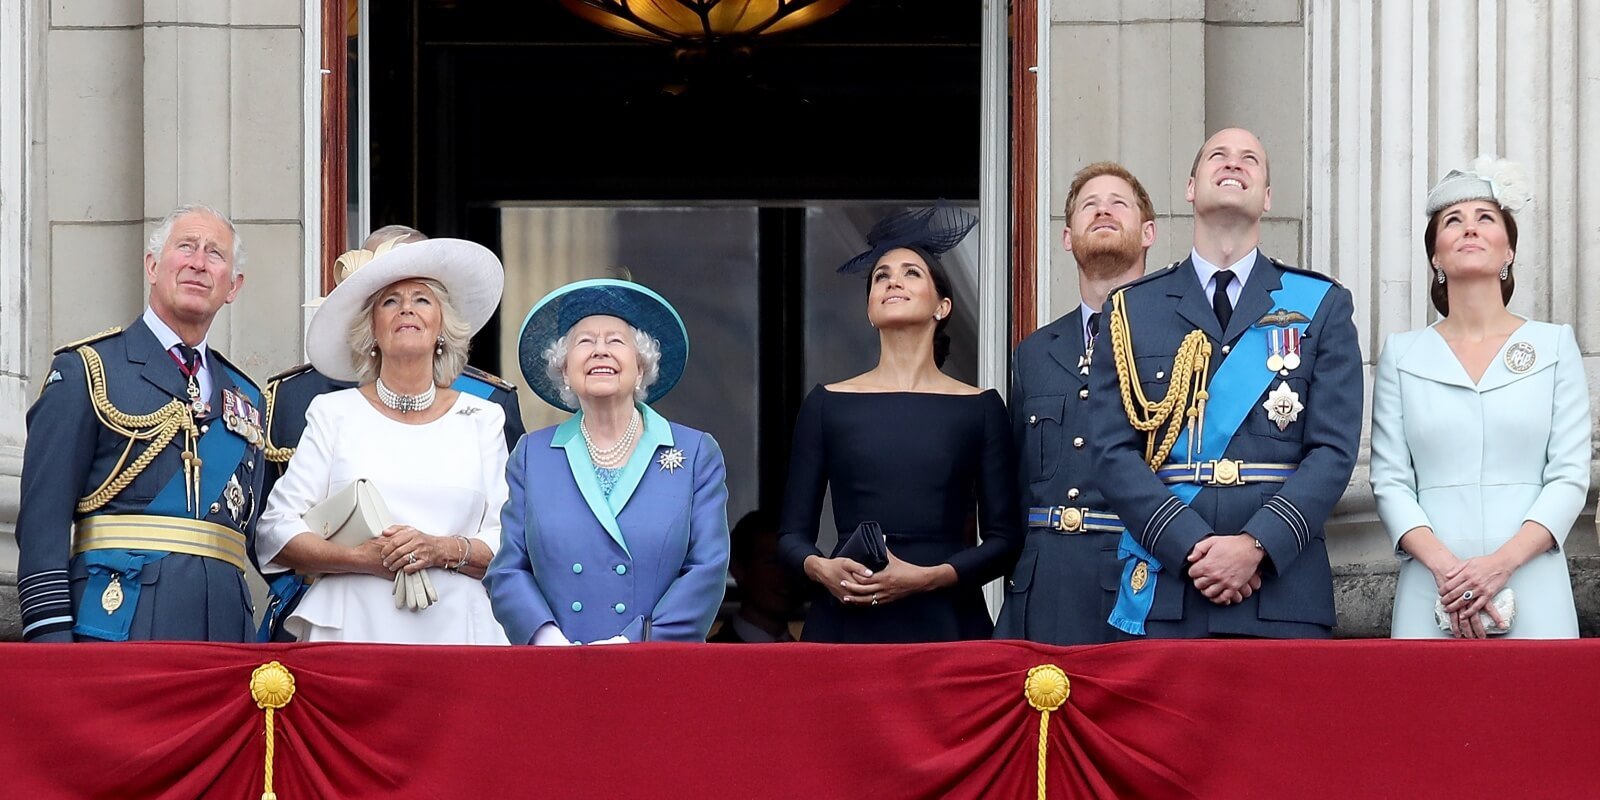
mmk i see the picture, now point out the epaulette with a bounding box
[1114,260,1185,292]
[266,361,318,387]
[1269,256,1343,288]
[463,364,517,392]
[52,327,121,356]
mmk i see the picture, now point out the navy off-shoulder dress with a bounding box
[777,386,1024,643]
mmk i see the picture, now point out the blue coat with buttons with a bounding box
[485,404,731,644]
[1087,255,1361,638]
[994,307,1128,645]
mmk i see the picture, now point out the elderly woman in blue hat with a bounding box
[1371,156,1589,639]
[485,279,731,644]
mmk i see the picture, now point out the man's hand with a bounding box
[1188,535,1265,605]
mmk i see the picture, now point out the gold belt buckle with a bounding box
[1054,507,1085,532]
[1208,459,1243,487]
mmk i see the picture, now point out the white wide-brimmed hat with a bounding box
[306,238,505,381]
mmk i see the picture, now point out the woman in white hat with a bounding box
[1370,157,1590,639]
[255,238,511,643]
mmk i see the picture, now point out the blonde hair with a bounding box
[346,277,472,386]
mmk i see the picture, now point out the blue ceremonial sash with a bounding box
[1110,271,1333,635]
[453,372,495,400]
[146,364,258,518]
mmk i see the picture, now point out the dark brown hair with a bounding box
[1424,204,1518,316]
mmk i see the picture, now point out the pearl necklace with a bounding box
[581,409,641,468]
[375,378,436,414]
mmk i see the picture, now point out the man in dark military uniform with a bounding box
[995,162,1156,645]
[256,225,524,639]
[1089,128,1361,639]
[16,204,267,643]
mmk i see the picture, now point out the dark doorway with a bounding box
[368,0,984,529]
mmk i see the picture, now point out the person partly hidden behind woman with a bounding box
[485,279,731,644]
[777,203,1024,643]
[255,237,511,643]
[1370,156,1590,639]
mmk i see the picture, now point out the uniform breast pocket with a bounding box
[1022,394,1066,483]
[1133,354,1176,403]
[1248,376,1310,441]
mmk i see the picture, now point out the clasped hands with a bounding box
[1434,554,1511,639]
[1187,534,1264,606]
[804,550,952,607]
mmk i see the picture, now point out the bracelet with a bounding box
[451,535,471,571]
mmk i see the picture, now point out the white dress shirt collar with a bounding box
[1079,301,1101,350]
[143,306,213,400]
[1190,247,1259,307]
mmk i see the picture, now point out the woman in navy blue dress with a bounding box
[778,205,1023,643]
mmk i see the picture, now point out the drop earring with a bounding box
[435,335,445,356]
[1499,262,1510,281]
[369,345,379,357]
[1435,268,1446,285]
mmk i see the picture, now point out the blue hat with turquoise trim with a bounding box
[518,278,689,412]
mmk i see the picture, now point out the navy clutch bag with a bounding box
[836,520,889,572]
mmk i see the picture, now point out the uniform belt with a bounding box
[74,514,248,573]
[1154,459,1298,488]
[1027,506,1123,534]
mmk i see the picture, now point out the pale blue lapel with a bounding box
[553,416,630,556]
[607,404,676,515]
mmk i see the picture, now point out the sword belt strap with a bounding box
[1154,459,1298,488]
[74,514,248,573]
[1026,506,1124,534]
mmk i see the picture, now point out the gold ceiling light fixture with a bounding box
[559,0,853,48]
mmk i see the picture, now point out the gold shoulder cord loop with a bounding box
[260,380,295,465]
[74,347,202,515]
[1107,291,1214,470]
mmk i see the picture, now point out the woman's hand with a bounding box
[379,525,453,573]
[349,536,393,578]
[1440,554,1513,638]
[850,550,956,607]
[802,555,876,604]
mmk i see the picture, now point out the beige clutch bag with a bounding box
[300,479,393,581]
[1434,588,1515,635]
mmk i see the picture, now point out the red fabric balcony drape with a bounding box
[1,639,1593,799]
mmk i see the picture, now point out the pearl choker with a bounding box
[376,378,436,414]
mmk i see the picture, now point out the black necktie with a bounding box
[1212,270,1234,330]
[1086,311,1101,348]
[174,344,201,377]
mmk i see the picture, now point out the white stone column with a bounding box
[1307,0,1600,594]
[0,0,35,591]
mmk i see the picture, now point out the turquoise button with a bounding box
[572,563,583,574]
[571,601,583,612]
[615,564,627,575]
[614,603,626,614]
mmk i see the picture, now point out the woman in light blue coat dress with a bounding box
[485,279,730,644]
[1371,157,1590,639]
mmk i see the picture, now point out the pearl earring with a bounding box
[369,345,379,357]
[434,335,445,356]
[1499,263,1510,281]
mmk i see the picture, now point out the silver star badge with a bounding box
[656,448,686,474]
[1262,381,1304,432]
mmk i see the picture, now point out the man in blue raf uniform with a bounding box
[16,204,266,643]
[995,161,1156,645]
[1088,128,1361,638]
[256,225,524,640]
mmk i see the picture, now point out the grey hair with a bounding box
[543,324,662,408]
[346,277,473,386]
[363,225,427,249]
[146,203,245,275]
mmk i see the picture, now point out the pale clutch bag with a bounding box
[301,480,436,610]
[1434,588,1515,635]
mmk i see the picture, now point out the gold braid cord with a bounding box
[251,661,296,800]
[1024,664,1071,800]
[260,380,296,464]
[75,347,202,514]
[1107,290,1214,470]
